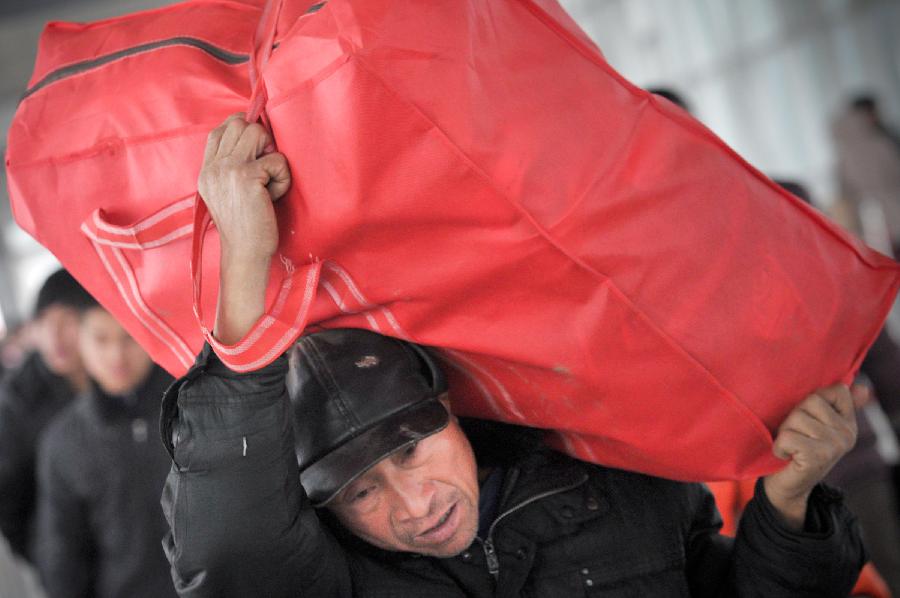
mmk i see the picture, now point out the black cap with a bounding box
[287,329,449,506]
[33,269,96,318]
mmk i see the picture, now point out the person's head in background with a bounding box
[647,87,692,114]
[850,94,881,129]
[773,177,873,242]
[76,294,153,396]
[32,269,94,390]
[772,179,812,206]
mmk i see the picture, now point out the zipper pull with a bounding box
[483,538,500,579]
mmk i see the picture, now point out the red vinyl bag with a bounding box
[7,0,900,482]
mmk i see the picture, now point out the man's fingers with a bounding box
[203,115,242,166]
[204,128,224,166]
[257,152,291,201]
[216,115,249,159]
[816,384,855,419]
[772,429,812,461]
[778,408,834,442]
[232,123,271,160]
[772,428,843,468]
[851,384,870,409]
[799,393,851,433]
[774,406,857,466]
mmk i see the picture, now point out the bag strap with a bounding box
[246,0,281,127]
[191,0,325,372]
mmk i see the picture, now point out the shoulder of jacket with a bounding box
[38,396,95,456]
[572,460,701,508]
[2,353,50,401]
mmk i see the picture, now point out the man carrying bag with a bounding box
[160,115,867,597]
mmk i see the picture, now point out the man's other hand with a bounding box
[763,384,865,531]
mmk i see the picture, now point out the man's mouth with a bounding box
[417,503,459,543]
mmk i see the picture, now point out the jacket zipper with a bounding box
[477,472,589,580]
[482,538,500,577]
[21,2,328,101]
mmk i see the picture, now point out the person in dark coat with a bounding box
[833,94,900,257]
[158,115,867,597]
[0,269,92,561]
[34,294,176,598]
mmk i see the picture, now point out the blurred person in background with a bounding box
[833,94,900,258]
[647,86,691,113]
[838,325,900,596]
[0,322,36,375]
[34,294,176,598]
[860,328,900,519]
[0,269,92,563]
[851,95,900,153]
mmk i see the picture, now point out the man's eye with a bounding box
[403,442,419,459]
[350,486,376,504]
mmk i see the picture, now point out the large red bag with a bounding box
[7,0,900,482]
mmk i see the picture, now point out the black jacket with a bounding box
[0,352,78,560]
[35,365,177,598]
[161,347,866,597]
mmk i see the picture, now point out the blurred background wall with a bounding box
[0,0,899,329]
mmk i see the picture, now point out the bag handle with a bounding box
[81,197,194,250]
[80,200,198,372]
[191,0,325,372]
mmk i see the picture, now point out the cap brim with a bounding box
[301,399,450,507]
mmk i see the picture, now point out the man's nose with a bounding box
[390,472,435,522]
[49,322,66,344]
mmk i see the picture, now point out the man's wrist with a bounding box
[762,477,810,532]
[220,240,275,269]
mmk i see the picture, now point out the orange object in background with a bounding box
[706,479,757,538]
[6,0,900,485]
[708,480,892,598]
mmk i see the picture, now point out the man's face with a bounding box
[33,304,82,377]
[79,308,152,396]
[328,409,480,558]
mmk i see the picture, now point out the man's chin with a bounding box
[414,527,477,558]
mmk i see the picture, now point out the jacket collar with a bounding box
[458,417,590,511]
[86,365,170,424]
[496,450,590,514]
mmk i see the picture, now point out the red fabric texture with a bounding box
[6,0,900,481]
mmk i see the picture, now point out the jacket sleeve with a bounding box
[0,384,33,558]
[685,480,866,598]
[160,345,352,598]
[34,421,95,598]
